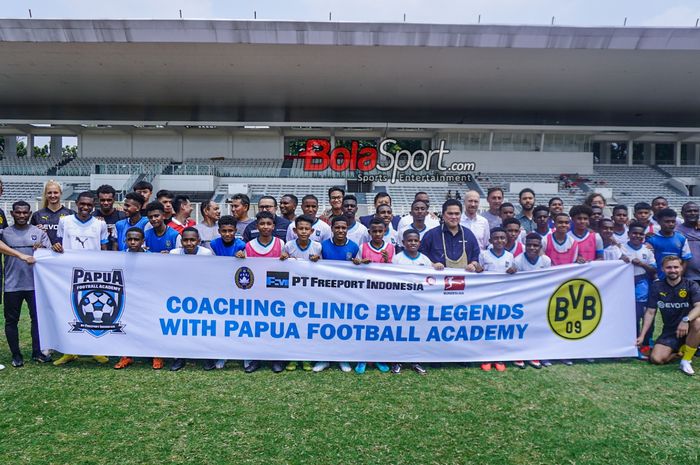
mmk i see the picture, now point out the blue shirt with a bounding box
[419,224,480,267]
[210,237,246,256]
[144,226,180,253]
[114,216,149,251]
[646,231,692,278]
[321,238,359,261]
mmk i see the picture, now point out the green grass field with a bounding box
[1,308,699,465]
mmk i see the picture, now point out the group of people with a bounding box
[0,180,698,377]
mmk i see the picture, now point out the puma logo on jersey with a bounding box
[75,237,89,248]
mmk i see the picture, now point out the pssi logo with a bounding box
[235,267,254,290]
[547,279,602,340]
[266,271,290,288]
[70,268,126,337]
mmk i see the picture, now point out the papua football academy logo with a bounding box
[235,266,254,290]
[70,268,126,337]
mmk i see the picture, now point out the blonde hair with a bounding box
[41,180,63,210]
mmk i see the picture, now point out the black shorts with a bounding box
[655,334,686,352]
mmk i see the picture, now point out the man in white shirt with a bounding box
[52,191,110,367]
[460,190,490,250]
[169,227,213,256]
[53,191,108,252]
[342,195,368,246]
[396,199,438,241]
[286,194,332,243]
[397,193,440,231]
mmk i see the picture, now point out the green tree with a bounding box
[62,145,78,157]
[16,140,27,157]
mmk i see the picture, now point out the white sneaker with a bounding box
[0,364,4,370]
[312,361,329,372]
[680,360,695,376]
[339,362,352,372]
[215,359,226,370]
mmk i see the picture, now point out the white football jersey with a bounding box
[392,251,433,267]
[513,253,552,271]
[283,239,323,260]
[57,215,108,251]
[286,219,332,243]
[478,249,514,272]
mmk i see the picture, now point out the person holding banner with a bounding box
[209,215,246,257]
[238,212,286,373]
[541,212,580,366]
[621,221,657,359]
[240,212,285,260]
[114,227,164,370]
[511,233,549,369]
[0,201,50,367]
[638,255,700,376]
[390,228,442,374]
[281,215,322,372]
[478,227,514,372]
[354,218,395,374]
[315,216,360,373]
[281,215,322,263]
[419,199,481,272]
[52,191,110,367]
[542,213,580,267]
[169,228,215,372]
[356,218,395,265]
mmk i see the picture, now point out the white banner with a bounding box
[34,249,638,362]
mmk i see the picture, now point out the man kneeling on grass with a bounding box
[638,255,700,376]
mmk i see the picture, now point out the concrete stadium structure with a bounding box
[2,18,700,216]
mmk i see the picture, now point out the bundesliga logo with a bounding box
[70,268,126,337]
[444,276,466,291]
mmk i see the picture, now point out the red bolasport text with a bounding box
[299,138,475,183]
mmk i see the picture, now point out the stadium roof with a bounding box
[2,19,700,127]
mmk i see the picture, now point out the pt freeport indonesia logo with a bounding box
[299,138,475,184]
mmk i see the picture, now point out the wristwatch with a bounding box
[682,316,690,323]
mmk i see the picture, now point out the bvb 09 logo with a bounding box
[547,279,602,340]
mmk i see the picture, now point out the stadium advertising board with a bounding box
[299,138,474,183]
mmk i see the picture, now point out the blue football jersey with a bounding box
[144,227,181,253]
